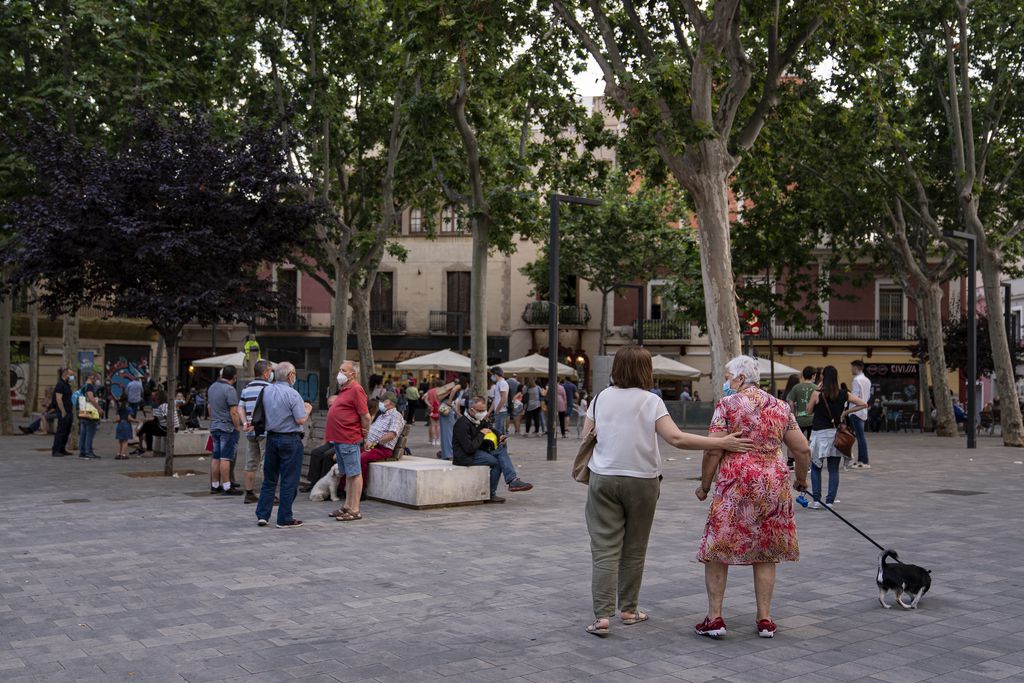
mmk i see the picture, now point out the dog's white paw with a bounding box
[330,495,341,502]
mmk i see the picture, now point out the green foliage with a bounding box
[916,316,1024,378]
[520,171,695,298]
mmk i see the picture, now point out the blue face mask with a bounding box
[722,381,736,397]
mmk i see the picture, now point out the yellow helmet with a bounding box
[483,432,499,450]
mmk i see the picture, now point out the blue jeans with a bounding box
[256,433,303,525]
[849,417,868,463]
[211,429,240,462]
[439,412,456,460]
[470,451,502,497]
[811,456,840,504]
[493,443,518,484]
[493,412,507,436]
[78,419,98,455]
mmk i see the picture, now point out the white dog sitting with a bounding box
[309,464,342,502]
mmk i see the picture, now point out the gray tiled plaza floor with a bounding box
[2,420,1023,683]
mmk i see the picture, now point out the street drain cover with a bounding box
[927,489,986,496]
[62,499,90,504]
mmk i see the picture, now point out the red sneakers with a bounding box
[695,616,727,638]
[757,619,777,638]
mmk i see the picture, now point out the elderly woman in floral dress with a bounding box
[694,355,811,639]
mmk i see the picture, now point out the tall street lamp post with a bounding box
[944,230,977,449]
[548,194,600,462]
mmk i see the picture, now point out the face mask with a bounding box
[474,411,488,421]
[68,375,75,382]
[490,375,497,382]
[722,381,736,397]
[337,372,348,386]
[378,402,387,412]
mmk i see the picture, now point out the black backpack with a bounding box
[251,387,268,435]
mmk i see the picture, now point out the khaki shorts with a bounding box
[243,435,265,472]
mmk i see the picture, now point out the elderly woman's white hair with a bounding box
[724,355,760,386]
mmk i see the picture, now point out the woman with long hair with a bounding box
[805,366,868,510]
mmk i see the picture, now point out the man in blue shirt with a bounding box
[255,362,312,529]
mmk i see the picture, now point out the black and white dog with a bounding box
[877,549,931,609]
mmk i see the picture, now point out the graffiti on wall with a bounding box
[294,372,320,404]
[105,345,151,400]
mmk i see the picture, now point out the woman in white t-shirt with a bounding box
[581,346,753,637]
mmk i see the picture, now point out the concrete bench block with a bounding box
[153,430,211,456]
[367,456,490,509]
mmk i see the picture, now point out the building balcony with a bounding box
[429,310,469,334]
[753,319,918,341]
[635,319,692,341]
[521,301,592,327]
[349,310,408,335]
[259,306,311,330]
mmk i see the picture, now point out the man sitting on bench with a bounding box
[452,395,533,504]
[331,392,406,504]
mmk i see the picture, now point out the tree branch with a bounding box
[956,0,977,185]
[734,13,823,152]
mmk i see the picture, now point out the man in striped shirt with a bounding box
[240,360,274,504]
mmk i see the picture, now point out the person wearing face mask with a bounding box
[324,360,371,522]
[451,396,532,503]
[239,360,274,504]
[51,367,76,457]
[332,392,406,505]
[254,361,313,528]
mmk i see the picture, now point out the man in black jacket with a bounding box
[452,395,532,503]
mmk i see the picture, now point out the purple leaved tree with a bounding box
[2,110,323,475]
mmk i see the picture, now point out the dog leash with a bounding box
[796,489,901,561]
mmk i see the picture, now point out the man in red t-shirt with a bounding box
[325,360,370,521]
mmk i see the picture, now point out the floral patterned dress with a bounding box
[697,386,800,565]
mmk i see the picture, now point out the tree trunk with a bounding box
[152,336,164,384]
[330,255,351,393]
[679,158,742,400]
[977,251,1024,446]
[62,313,79,450]
[0,291,13,434]
[24,287,39,417]
[469,220,489,396]
[598,288,610,356]
[351,281,375,389]
[915,283,957,437]
[163,335,179,475]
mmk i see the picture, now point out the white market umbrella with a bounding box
[498,353,576,377]
[396,348,471,373]
[651,354,702,379]
[192,352,247,368]
[756,357,800,378]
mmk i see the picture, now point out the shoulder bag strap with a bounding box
[822,392,841,429]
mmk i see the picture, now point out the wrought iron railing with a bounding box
[634,319,692,340]
[260,306,311,330]
[753,319,918,341]
[429,310,469,334]
[521,301,592,326]
[350,310,407,334]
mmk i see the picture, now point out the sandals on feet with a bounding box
[620,610,649,625]
[585,619,610,636]
[334,510,362,521]
[328,507,350,518]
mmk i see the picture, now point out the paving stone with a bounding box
[2,430,1024,682]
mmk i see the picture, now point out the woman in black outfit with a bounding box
[805,366,868,509]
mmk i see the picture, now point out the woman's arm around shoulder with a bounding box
[654,415,754,453]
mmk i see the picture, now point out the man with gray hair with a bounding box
[239,359,274,504]
[255,362,312,528]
